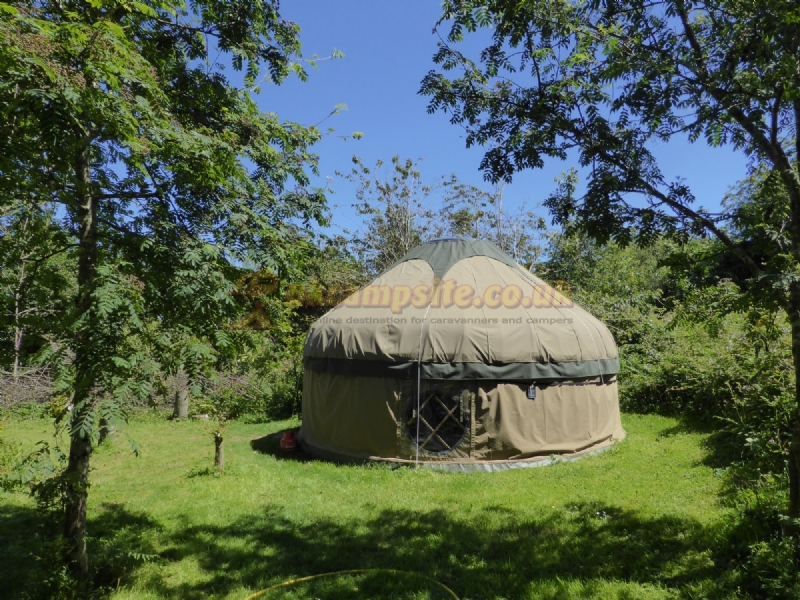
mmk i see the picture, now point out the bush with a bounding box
[0,400,51,421]
[195,356,303,422]
[544,235,800,599]
[707,472,800,599]
[743,536,800,598]
[0,421,23,481]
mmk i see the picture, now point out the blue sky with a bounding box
[262,2,750,237]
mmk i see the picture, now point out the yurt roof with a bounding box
[386,236,522,279]
[303,237,619,380]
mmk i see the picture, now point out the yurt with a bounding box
[299,237,624,471]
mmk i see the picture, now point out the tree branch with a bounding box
[676,0,800,255]
[795,100,800,165]
[154,16,219,38]
[584,138,765,280]
[27,243,79,266]
[640,179,765,276]
[96,191,160,201]
[770,86,783,147]
[98,217,144,237]
[675,1,706,68]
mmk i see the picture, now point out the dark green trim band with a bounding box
[303,357,619,380]
[384,237,522,279]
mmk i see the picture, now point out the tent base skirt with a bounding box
[299,433,623,473]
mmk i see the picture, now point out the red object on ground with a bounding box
[280,430,297,453]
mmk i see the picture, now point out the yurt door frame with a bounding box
[402,379,475,459]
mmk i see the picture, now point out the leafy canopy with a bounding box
[420,0,800,519]
[421,0,800,273]
[0,0,330,427]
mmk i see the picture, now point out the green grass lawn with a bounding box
[1,413,735,599]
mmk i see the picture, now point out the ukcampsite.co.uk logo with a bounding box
[342,279,573,314]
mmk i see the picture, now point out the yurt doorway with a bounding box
[404,381,475,456]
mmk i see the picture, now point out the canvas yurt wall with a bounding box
[299,237,624,471]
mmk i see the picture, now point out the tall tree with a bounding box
[0,199,74,378]
[337,155,434,275]
[340,155,547,274]
[0,0,328,576]
[420,0,800,519]
[440,178,548,267]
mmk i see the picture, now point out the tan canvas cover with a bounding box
[300,238,625,467]
[301,371,624,465]
[304,255,618,368]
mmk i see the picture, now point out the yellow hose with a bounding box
[244,568,460,600]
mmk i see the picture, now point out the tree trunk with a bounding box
[173,389,189,419]
[785,105,800,522]
[171,369,189,419]
[97,417,116,444]
[776,103,800,525]
[13,324,22,381]
[63,434,91,576]
[787,292,800,521]
[13,285,23,380]
[214,432,224,471]
[63,140,97,579]
[13,228,28,382]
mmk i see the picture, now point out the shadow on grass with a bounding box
[642,413,739,471]
[0,502,166,599]
[250,430,312,463]
[80,499,724,599]
[2,484,737,599]
[1,426,733,599]
[3,418,740,599]
[0,502,57,599]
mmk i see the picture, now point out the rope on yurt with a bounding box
[565,307,614,423]
[415,302,433,468]
[243,568,460,599]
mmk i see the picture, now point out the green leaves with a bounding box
[1,0,339,576]
[129,2,159,18]
[1,0,331,455]
[422,0,800,256]
[2,440,68,510]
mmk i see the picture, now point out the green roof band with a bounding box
[303,357,620,381]
[384,237,524,279]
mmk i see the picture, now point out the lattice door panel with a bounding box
[405,382,472,454]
